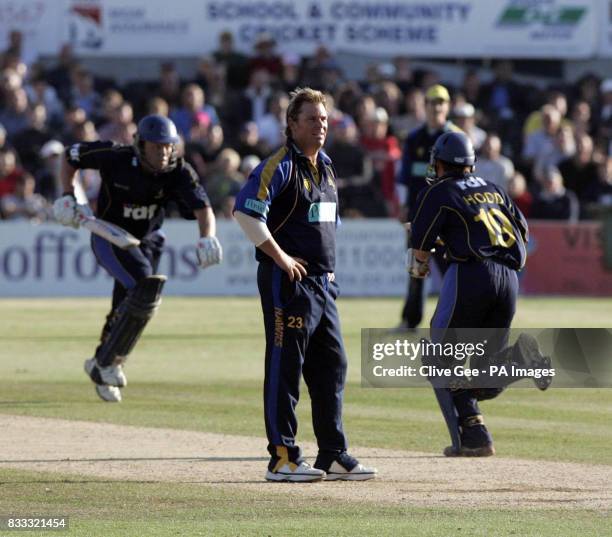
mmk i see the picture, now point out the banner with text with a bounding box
[0,219,408,297]
[40,0,602,58]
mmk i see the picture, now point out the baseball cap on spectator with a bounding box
[425,84,450,102]
[452,103,475,118]
[40,140,65,159]
[601,79,612,94]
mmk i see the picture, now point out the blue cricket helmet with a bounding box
[430,131,476,168]
[136,114,180,144]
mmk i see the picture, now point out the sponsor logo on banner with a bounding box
[496,0,588,40]
[68,1,103,50]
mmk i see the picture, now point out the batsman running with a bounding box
[409,131,550,456]
[53,114,222,402]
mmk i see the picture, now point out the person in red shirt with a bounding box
[360,107,402,217]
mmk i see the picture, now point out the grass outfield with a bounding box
[1,296,611,536]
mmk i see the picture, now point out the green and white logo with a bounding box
[497,2,586,27]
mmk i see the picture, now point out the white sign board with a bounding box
[0,220,408,297]
[61,0,598,59]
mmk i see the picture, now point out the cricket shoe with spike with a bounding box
[514,333,552,390]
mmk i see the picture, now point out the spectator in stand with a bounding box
[391,87,426,144]
[598,79,612,148]
[249,33,283,81]
[326,115,376,217]
[391,56,414,93]
[280,52,301,93]
[534,124,576,179]
[531,166,579,221]
[26,75,64,128]
[0,124,8,151]
[0,147,26,201]
[522,104,563,170]
[147,96,169,117]
[225,69,273,137]
[156,62,181,109]
[170,83,219,141]
[507,172,532,217]
[98,89,124,126]
[523,89,570,138]
[46,44,77,105]
[301,45,343,93]
[360,106,401,217]
[256,91,288,151]
[0,86,29,138]
[233,121,268,159]
[374,81,402,121]
[481,60,524,122]
[60,105,87,144]
[354,94,377,132]
[570,99,593,137]
[583,156,612,209]
[0,172,48,221]
[451,102,486,150]
[460,69,485,115]
[477,133,515,191]
[213,31,249,92]
[98,101,137,144]
[36,140,64,202]
[558,132,599,202]
[70,68,101,119]
[204,148,244,215]
[12,103,52,174]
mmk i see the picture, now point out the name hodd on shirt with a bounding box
[410,174,528,270]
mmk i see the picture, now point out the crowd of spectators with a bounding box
[0,29,610,223]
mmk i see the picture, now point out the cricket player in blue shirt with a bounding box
[234,88,377,482]
[409,131,550,456]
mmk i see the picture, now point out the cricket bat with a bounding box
[78,214,141,249]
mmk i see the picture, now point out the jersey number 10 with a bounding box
[474,208,516,248]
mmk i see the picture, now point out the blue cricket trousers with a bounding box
[431,259,519,421]
[91,230,165,308]
[257,261,348,462]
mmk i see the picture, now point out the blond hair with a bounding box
[285,87,326,139]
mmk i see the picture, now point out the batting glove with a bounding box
[408,250,430,279]
[53,194,80,228]
[196,236,222,269]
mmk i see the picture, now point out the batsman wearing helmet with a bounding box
[53,114,222,402]
[233,88,376,482]
[409,131,550,456]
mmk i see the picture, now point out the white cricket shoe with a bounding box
[315,452,378,481]
[265,461,325,483]
[84,357,127,388]
[94,384,122,403]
